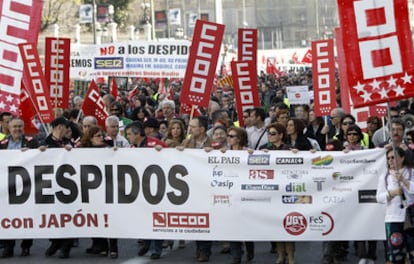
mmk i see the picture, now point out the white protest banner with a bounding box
[286,85,311,105]
[0,148,387,241]
[70,41,191,80]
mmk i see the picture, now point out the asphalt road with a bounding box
[1,239,388,264]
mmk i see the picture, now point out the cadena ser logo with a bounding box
[283,212,307,236]
[312,155,333,168]
[94,57,124,69]
[153,212,209,228]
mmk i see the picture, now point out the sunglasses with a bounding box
[268,131,279,136]
[227,134,238,138]
[342,121,354,125]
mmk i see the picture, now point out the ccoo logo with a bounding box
[283,212,307,236]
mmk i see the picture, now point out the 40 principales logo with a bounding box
[283,212,307,236]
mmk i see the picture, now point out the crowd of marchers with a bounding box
[1,68,414,264]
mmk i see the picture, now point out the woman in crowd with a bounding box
[343,124,367,151]
[377,147,414,263]
[335,114,356,145]
[259,123,294,264]
[366,116,382,149]
[407,130,414,150]
[343,125,377,263]
[305,109,326,150]
[130,106,150,122]
[286,117,312,151]
[159,120,169,138]
[275,109,289,127]
[80,125,118,259]
[226,126,254,263]
[162,119,186,147]
[161,118,186,249]
[259,123,291,151]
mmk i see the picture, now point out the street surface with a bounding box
[4,239,387,263]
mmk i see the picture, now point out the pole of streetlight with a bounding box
[315,0,319,39]
[92,0,97,44]
[166,0,170,38]
[242,0,247,27]
[151,0,155,40]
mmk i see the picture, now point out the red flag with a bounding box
[238,28,257,75]
[0,0,42,112]
[110,77,119,99]
[231,61,260,127]
[180,20,225,108]
[19,43,54,123]
[179,103,201,117]
[301,49,312,64]
[291,51,299,64]
[312,39,336,117]
[335,27,351,114]
[45,37,71,109]
[266,58,282,76]
[128,87,138,100]
[19,83,38,135]
[82,80,108,128]
[157,78,169,96]
[220,63,228,77]
[0,90,19,114]
[369,104,388,117]
[337,0,414,107]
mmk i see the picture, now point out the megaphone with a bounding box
[402,114,414,129]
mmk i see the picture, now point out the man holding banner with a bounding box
[0,117,39,258]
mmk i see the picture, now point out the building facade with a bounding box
[150,0,338,48]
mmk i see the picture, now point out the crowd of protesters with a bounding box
[1,68,414,263]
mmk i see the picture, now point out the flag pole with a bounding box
[75,108,83,124]
[386,101,399,170]
[186,105,196,137]
[53,36,60,118]
[25,88,50,135]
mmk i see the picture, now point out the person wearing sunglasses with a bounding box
[222,127,255,264]
[343,125,366,151]
[377,147,414,263]
[259,123,294,264]
[259,123,291,151]
[334,114,356,144]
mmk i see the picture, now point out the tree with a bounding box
[41,0,80,32]
[83,0,133,29]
